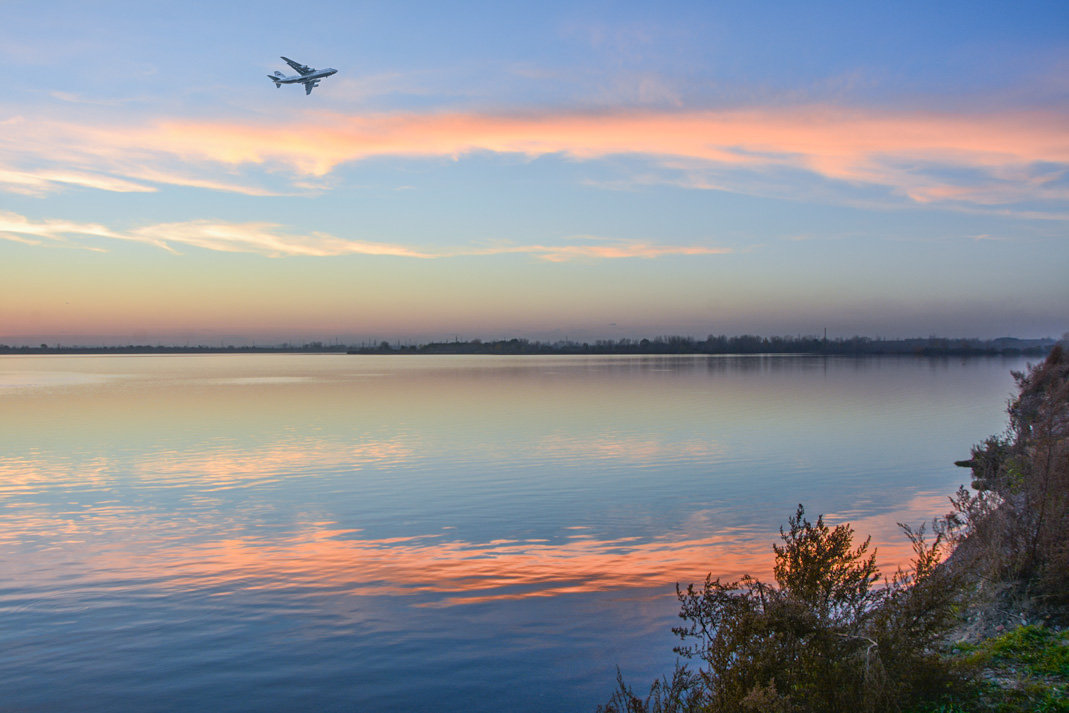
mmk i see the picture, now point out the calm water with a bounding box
[0,354,1028,711]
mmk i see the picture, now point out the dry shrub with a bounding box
[599,507,968,713]
[960,345,1069,606]
[601,345,1068,712]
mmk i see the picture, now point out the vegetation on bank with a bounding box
[600,346,1068,712]
[950,625,1069,711]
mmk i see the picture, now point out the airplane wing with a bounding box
[304,79,321,95]
[281,56,314,76]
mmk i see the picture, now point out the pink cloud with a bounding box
[147,107,1068,186]
[4,105,1066,208]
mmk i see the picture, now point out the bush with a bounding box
[601,347,1068,713]
[599,506,967,713]
[960,346,1069,604]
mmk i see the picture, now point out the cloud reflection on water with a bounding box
[0,355,1014,612]
[0,427,723,495]
[1,500,934,609]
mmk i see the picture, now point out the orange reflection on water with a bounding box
[823,490,959,578]
[11,513,930,609]
[0,437,417,498]
[0,356,971,611]
[1,462,950,609]
[1,462,946,609]
[136,438,416,490]
[128,527,775,607]
[0,455,112,496]
[534,433,724,464]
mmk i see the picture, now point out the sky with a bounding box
[1,0,1066,346]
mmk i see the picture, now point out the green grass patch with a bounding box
[945,625,1069,712]
[985,625,1069,678]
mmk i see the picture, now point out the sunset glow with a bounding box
[1,1,1065,343]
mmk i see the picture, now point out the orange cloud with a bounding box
[5,105,1064,210]
[127,107,1069,203]
[905,174,1069,206]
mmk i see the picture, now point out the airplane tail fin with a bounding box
[267,71,284,88]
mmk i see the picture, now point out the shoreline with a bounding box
[0,339,1056,358]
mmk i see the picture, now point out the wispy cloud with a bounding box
[0,160,283,198]
[0,167,156,196]
[0,211,141,247]
[123,168,288,197]
[48,91,139,107]
[132,220,437,258]
[465,237,732,262]
[1,211,726,260]
[904,167,1069,206]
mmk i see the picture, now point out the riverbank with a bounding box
[939,341,1069,708]
[598,345,1067,712]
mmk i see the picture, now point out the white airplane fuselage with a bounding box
[272,67,337,85]
[268,57,338,94]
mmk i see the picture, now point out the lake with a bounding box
[0,353,1028,711]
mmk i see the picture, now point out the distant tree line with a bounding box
[350,334,1056,356]
[0,342,352,355]
[1,334,1056,356]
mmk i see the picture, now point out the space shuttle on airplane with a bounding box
[267,56,337,95]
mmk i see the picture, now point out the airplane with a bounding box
[267,56,338,95]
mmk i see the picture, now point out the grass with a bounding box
[948,625,1069,712]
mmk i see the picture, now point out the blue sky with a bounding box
[1,0,1066,344]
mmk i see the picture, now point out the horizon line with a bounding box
[2,333,1061,354]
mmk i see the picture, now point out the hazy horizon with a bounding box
[2,329,1062,350]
